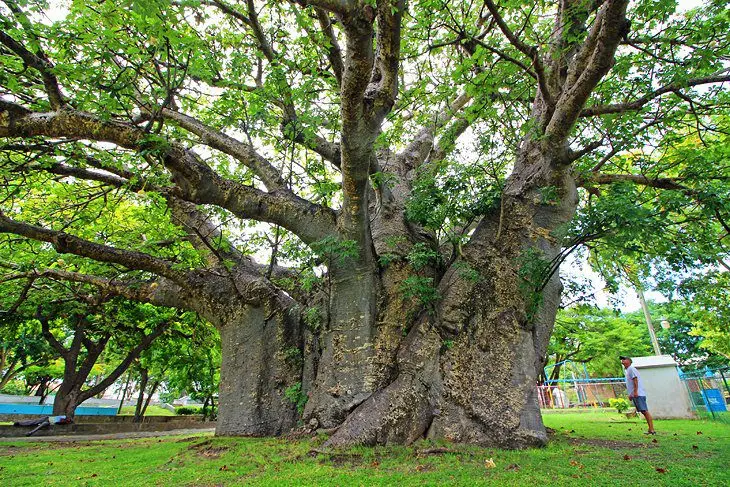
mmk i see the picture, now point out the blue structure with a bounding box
[701,389,728,413]
[0,403,117,416]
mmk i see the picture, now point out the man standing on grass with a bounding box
[620,356,657,435]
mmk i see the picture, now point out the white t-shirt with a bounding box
[624,365,646,397]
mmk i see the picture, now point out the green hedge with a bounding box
[175,406,203,415]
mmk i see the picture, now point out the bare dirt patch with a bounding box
[566,437,653,449]
[188,439,231,459]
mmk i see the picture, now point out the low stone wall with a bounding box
[0,414,203,423]
[0,418,214,438]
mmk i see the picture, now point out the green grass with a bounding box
[0,411,727,486]
[117,405,176,416]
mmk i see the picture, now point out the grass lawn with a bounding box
[117,405,176,416]
[0,410,727,486]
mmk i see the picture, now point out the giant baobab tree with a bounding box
[1,0,728,447]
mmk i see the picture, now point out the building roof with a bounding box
[632,355,677,368]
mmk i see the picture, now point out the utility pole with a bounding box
[637,287,662,355]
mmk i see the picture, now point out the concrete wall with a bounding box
[0,419,214,438]
[633,355,694,419]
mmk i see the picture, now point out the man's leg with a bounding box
[642,411,655,433]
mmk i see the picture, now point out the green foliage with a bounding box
[405,163,501,239]
[609,397,632,414]
[539,186,560,205]
[0,379,26,395]
[284,381,307,415]
[405,243,441,271]
[303,306,323,332]
[453,261,480,283]
[159,320,220,414]
[282,347,303,369]
[547,306,652,379]
[310,236,359,266]
[516,248,551,320]
[676,272,730,364]
[175,406,203,415]
[370,171,397,190]
[399,276,440,308]
[377,252,398,268]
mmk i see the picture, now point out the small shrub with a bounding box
[175,406,203,415]
[609,397,632,414]
[284,382,307,415]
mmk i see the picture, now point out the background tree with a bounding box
[546,305,651,380]
[677,272,730,362]
[160,322,220,421]
[0,0,728,447]
[33,297,174,418]
[0,315,56,391]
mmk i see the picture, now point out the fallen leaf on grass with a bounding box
[219,465,230,471]
[692,445,698,450]
[623,455,631,461]
[505,463,520,471]
[697,431,703,435]
[484,458,496,469]
[656,467,667,474]
[652,439,658,444]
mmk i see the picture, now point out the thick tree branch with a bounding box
[579,173,688,191]
[580,74,730,117]
[0,103,338,242]
[545,0,629,143]
[0,213,186,282]
[35,306,67,357]
[367,0,404,122]
[159,108,285,190]
[315,7,344,86]
[0,30,64,109]
[78,320,170,404]
[396,92,472,172]
[483,0,552,106]
[4,268,193,310]
[293,0,354,15]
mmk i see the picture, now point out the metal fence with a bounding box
[538,379,627,409]
[679,367,730,424]
[538,367,730,425]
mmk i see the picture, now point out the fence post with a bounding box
[696,372,715,420]
[719,368,729,404]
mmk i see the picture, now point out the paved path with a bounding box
[0,427,215,443]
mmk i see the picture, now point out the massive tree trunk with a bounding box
[321,146,578,447]
[211,296,304,436]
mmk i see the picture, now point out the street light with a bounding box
[636,287,662,355]
[660,319,671,330]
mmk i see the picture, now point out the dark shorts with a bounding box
[632,396,648,412]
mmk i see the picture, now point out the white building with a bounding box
[632,355,694,419]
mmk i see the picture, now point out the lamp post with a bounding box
[636,287,662,355]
